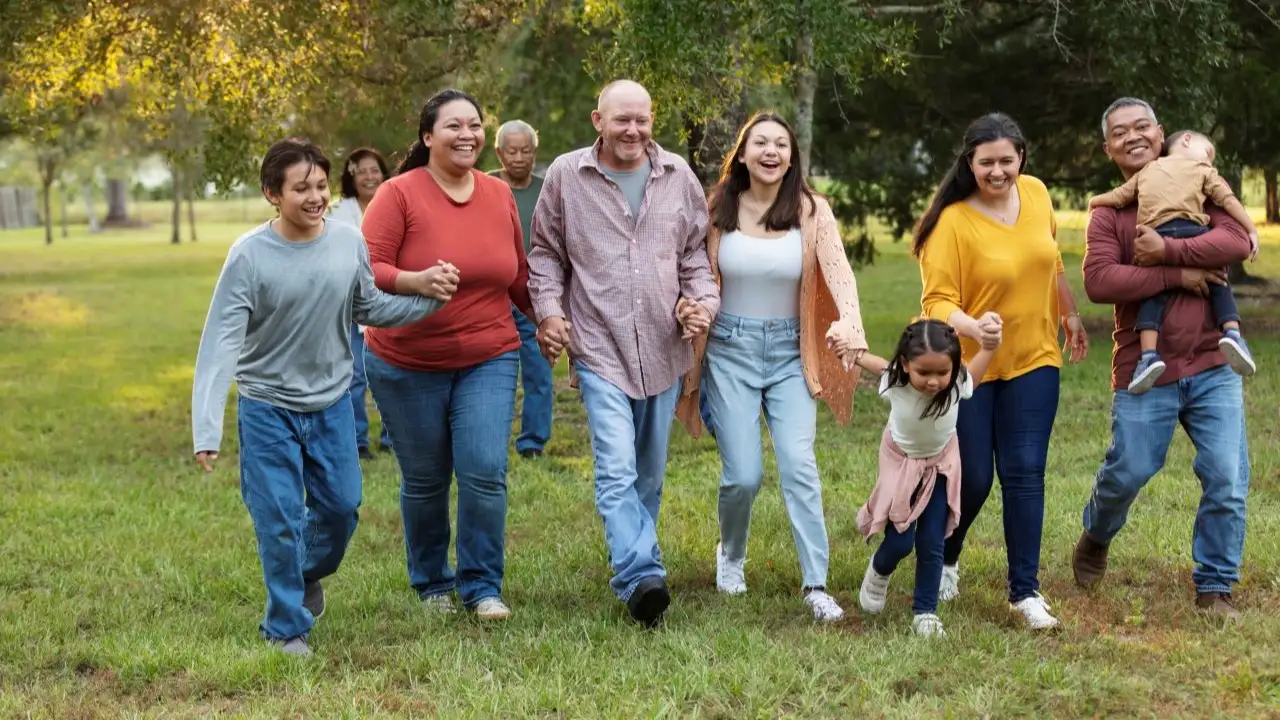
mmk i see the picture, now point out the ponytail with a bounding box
[397,140,430,176]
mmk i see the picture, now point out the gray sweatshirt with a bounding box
[192,220,440,453]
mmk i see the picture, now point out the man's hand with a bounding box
[1178,267,1228,297]
[409,260,460,301]
[675,298,711,340]
[1133,225,1166,267]
[195,451,218,473]
[537,316,571,361]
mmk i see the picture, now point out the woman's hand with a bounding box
[825,326,865,372]
[1063,312,1089,363]
[409,260,460,302]
[968,311,1002,349]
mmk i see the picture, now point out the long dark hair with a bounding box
[708,112,816,232]
[883,318,966,420]
[912,113,1027,257]
[396,89,484,176]
[340,147,389,199]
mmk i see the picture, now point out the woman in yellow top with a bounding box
[917,113,1089,631]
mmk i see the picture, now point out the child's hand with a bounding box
[195,451,218,473]
[1248,231,1259,262]
[979,328,1002,350]
[413,261,460,301]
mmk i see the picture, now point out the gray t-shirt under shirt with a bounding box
[602,157,652,219]
[191,220,441,453]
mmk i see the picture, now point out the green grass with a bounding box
[2,204,1280,717]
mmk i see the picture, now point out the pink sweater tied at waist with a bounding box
[856,427,963,539]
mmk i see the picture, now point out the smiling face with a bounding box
[739,120,792,188]
[425,99,484,174]
[904,350,955,397]
[1104,104,1164,179]
[968,138,1022,200]
[591,82,653,171]
[265,161,330,238]
[352,156,384,202]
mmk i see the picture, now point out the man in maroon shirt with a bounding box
[1073,97,1252,619]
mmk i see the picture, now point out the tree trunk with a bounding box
[794,2,816,178]
[105,177,130,224]
[60,181,69,239]
[83,184,100,233]
[170,164,182,245]
[684,118,710,187]
[187,183,198,242]
[1266,166,1279,224]
[1223,167,1251,284]
[39,156,56,245]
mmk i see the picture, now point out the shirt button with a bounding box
[634,269,639,274]
[635,299,642,304]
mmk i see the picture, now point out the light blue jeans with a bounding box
[703,313,829,589]
[512,307,554,454]
[574,362,681,602]
[1083,364,1250,595]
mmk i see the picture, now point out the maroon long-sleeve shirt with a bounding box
[1082,203,1251,391]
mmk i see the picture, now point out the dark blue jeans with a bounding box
[944,366,1060,603]
[1135,220,1240,332]
[364,349,518,606]
[512,307,554,453]
[237,394,363,640]
[349,324,392,450]
[872,477,948,614]
[1083,365,1249,594]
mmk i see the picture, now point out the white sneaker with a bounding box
[716,543,747,595]
[939,564,959,602]
[858,559,890,614]
[804,589,845,622]
[912,613,945,638]
[422,594,457,614]
[473,597,512,621]
[1010,592,1060,630]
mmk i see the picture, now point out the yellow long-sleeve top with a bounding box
[919,175,1064,382]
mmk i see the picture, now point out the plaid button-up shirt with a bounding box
[528,140,720,399]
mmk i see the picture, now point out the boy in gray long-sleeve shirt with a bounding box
[191,139,456,656]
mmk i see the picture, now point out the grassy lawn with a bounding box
[1,204,1279,717]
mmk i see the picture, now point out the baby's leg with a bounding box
[1135,293,1168,353]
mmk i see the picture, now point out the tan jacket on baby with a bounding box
[1092,155,1236,229]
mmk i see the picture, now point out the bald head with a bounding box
[597,80,651,112]
[591,80,654,172]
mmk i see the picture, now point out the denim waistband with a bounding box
[714,312,801,333]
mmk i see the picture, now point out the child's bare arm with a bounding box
[1089,175,1139,209]
[965,347,997,386]
[855,351,889,376]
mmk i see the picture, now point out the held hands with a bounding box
[537,316,572,362]
[1132,225,1166,267]
[974,311,1003,350]
[1062,313,1089,363]
[825,324,866,372]
[411,260,460,301]
[195,451,218,473]
[675,298,711,341]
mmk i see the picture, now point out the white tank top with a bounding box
[717,228,803,319]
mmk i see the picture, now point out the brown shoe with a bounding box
[1195,592,1241,621]
[1072,532,1109,588]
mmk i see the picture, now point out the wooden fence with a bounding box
[0,186,39,229]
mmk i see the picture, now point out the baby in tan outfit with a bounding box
[1089,130,1260,394]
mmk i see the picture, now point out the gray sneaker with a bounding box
[303,580,325,621]
[268,636,313,657]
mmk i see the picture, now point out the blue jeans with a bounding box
[1083,364,1249,594]
[873,477,949,614]
[237,394,363,640]
[1135,221,1239,332]
[512,308,554,453]
[944,366,1059,603]
[364,349,518,606]
[575,361,681,602]
[349,325,392,450]
[704,314,829,588]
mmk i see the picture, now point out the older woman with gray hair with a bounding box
[489,119,554,458]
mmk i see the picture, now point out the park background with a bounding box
[1,0,1279,716]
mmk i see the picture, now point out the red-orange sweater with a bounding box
[363,168,532,372]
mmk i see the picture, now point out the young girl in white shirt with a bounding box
[833,317,998,637]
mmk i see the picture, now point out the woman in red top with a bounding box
[362,89,533,622]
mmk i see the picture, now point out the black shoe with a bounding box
[627,576,670,628]
[358,447,376,461]
[519,449,544,460]
[303,579,325,621]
